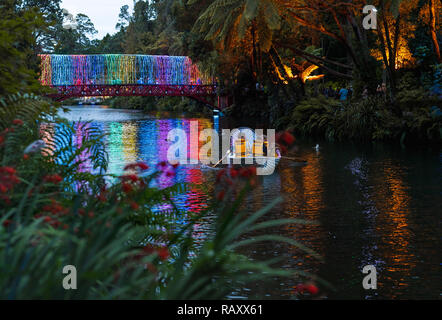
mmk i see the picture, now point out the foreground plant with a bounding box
[0,94,324,299]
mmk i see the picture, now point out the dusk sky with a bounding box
[60,0,134,39]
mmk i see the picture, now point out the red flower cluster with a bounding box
[276,131,296,153]
[294,283,319,295]
[142,244,170,261]
[119,173,145,194]
[216,167,257,184]
[12,119,24,126]
[124,162,149,171]
[43,174,63,184]
[0,166,20,195]
[34,199,70,228]
[130,201,139,210]
[214,166,258,201]
[120,174,139,183]
[157,161,177,178]
[77,208,95,218]
[40,199,69,217]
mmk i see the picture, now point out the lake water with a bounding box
[58,105,441,300]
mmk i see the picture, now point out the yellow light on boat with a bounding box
[253,140,267,157]
[235,138,247,157]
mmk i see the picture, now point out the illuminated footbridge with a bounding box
[39,54,219,107]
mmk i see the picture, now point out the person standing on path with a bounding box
[339,87,349,101]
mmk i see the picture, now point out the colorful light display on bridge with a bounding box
[39,54,213,86]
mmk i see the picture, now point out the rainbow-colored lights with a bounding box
[39,54,213,86]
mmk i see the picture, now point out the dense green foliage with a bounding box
[0,2,46,95]
[2,0,441,138]
[287,95,441,143]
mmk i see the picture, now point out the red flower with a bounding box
[42,199,66,215]
[229,168,238,178]
[216,190,225,201]
[124,162,149,171]
[130,201,139,210]
[239,167,256,178]
[122,183,133,193]
[157,247,170,261]
[143,245,155,255]
[43,174,62,184]
[0,167,21,195]
[0,184,7,193]
[137,162,149,170]
[285,133,296,145]
[295,283,319,295]
[12,119,24,126]
[0,167,16,175]
[23,154,29,160]
[2,219,13,227]
[277,131,295,146]
[120,174,139,183]
[50,220,61,228]
[88,211,94,218]
[157,161,168,171]
[165,171,175,177]
[305,284,319,295]
[294,284,306,293]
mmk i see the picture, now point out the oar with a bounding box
[281,155,307,163]
[212,150,230,168]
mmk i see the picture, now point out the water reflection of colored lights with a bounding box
[280,152,326,295]
[43,115,214,241]
[374,163,414,294]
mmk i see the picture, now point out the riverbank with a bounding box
[282,95,441,145]
[103,96,213,115]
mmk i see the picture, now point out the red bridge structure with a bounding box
[39,54,225,108]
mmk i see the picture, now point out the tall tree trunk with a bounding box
[251,22,257,79]
[429,0,441,63]
[378,3,399,103]
[268,46,299,100]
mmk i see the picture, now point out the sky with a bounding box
[60,0,134,39]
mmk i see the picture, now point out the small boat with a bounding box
[214,128,282,174]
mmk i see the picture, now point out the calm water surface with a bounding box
[58,105,441,300]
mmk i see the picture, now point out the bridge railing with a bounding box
[39,54,215,86]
